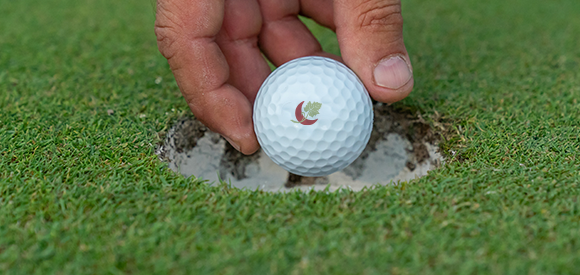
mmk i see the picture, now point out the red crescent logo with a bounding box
[293,101,318,125]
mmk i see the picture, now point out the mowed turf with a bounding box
[1,0,580,273]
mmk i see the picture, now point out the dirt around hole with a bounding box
[156,102,445,192]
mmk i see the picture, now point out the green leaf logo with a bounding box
[304,101,322,118]
[291,101,322,125]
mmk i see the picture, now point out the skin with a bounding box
[155,0,414,155]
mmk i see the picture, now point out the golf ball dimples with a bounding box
[253,56,373,177]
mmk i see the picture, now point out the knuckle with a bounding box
[154,3,189,61]
[356,1,403,30]
[154,22,180,61]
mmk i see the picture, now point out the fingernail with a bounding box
[374,56,412,89]
[224,136,241,152]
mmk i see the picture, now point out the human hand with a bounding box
[154,0,414,155]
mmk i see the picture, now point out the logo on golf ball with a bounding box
[291,101,321,125]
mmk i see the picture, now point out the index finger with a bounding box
[154,0,259,154]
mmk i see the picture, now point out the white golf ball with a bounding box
[253,56,374,177]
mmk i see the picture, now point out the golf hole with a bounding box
[156,103,444,192]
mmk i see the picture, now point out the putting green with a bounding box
[1,0,579,273]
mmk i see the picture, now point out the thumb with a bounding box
[334,0,413,103]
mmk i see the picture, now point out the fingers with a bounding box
[258,0,340,66]
[155,0,259,154]
[217,0,271,103]
[299,0,335,30]
[334,0,414,103]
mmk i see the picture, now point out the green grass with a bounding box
[1,0,580,273]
